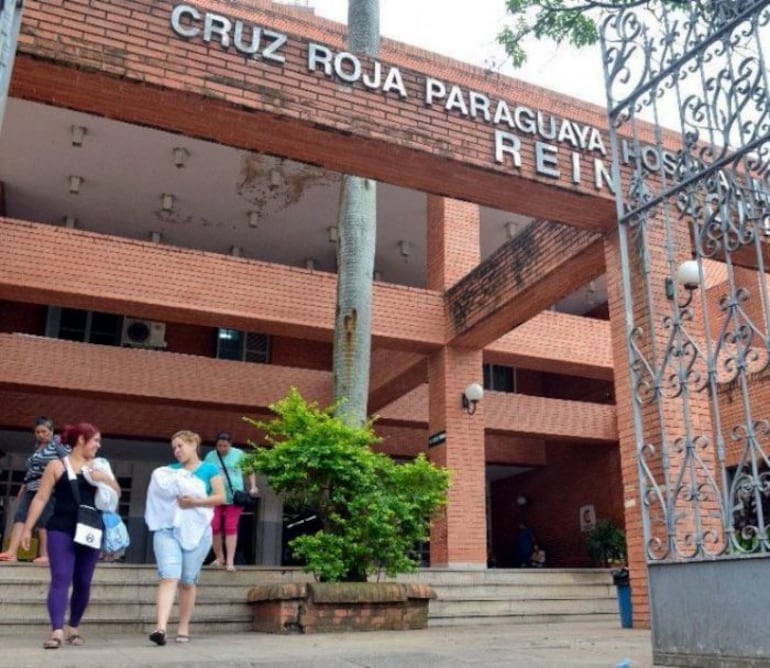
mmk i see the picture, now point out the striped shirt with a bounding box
[24,438,71,491]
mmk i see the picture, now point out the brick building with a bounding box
[0,0,649,617]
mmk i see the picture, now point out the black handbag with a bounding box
[216,450,256,510]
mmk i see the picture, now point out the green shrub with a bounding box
[586,519,626,567]
[241,388,450,582]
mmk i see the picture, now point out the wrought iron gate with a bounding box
[600,1,770,564]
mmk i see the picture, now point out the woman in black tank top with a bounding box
[20,423,120,650]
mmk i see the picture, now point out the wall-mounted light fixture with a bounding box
[71,125,87,147]
[398,240,411,257]
[149,231,162,243]
[248,211,259,228]
[161,193,175,212]
[173,147,189,168]
[230,245,242,257]
[63,215,77,229]
[664,257,701,308]
[516,495,530,508]
[304,257,316,270]
[373,269,382,281]
[328,226,338,243]
[68,175,83,194]
[461,382,484,415]
[505,221,518,240]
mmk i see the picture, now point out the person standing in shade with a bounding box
[20,422,120,649]
[1,417,70,564]
[203,432,258,572]
[515,520,536,568]
[145,430,224,646]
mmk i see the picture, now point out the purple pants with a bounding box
[46,530,100,630]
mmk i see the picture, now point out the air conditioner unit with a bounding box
[121,318,167,349]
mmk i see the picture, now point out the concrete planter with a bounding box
[247,582,436,634]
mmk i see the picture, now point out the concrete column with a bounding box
[426,196,486,568]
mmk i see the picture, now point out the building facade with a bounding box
[0,0,650,617]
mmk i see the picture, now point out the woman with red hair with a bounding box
[21,423,120,649]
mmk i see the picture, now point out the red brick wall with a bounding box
[13,0,617,230]
[271,336,332,371]
[0,219,445,351]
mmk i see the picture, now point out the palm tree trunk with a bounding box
[333,0,380,427]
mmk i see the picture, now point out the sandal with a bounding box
[225,565,236,572]
[43,637,62,650]
[149,629,167,646]
[66,634,84,646]
[175,635,190,643]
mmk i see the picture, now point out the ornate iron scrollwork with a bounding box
[601,0,770,563]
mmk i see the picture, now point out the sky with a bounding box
[304,0,608,107]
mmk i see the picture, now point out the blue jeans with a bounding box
[152,527,211,585]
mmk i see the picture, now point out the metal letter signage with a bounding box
[170,3,287,63]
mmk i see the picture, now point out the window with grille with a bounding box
[483,364,516,393]
[215,329,270,364]
[46,307,122,346]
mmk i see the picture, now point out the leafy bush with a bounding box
[241,388,450,582]
[586,519,626,567]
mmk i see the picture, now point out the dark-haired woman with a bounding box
[0,416,69,563]
[21,423,120,649]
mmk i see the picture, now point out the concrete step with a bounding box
[430,596,618,616]
[0,564,621,633]
[428,613,620,627]
[429,583,615,600]
[395,568,614,586]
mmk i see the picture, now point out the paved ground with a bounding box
[4,622,667,668]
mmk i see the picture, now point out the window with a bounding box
[483,363,516,393]
[215,329,270,364]
[46,307,122,346]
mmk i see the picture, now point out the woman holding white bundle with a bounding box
[144,430,224,646]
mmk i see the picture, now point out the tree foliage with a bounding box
[241,388,450,582]
[499,0,693,67]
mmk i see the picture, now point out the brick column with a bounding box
[426,196,487,568]
[605,220,717,628]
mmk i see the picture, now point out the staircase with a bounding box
[0,563,314,636]
[0,564,618,635]
[395,568,619,627]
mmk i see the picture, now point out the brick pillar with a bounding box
[605,220,717,628]
[426,196,487,568]
[604,229,649,625]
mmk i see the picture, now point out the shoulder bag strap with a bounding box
[62,456,82,505]
[215,449,235,495]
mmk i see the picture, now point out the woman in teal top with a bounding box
[145,430,224,645]
[203,432,258,572]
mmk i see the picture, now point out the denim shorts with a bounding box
[13,488,55,527]
[153,527,212,585]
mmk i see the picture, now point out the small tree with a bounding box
[241,388,450,582]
